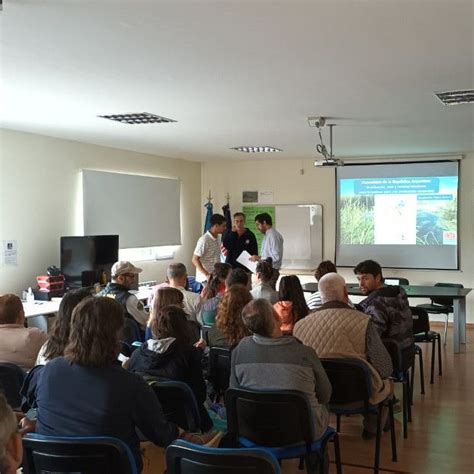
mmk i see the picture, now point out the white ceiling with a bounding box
[1,0,473,162]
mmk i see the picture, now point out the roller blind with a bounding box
[82,170,181,248]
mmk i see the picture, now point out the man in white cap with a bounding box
[97,261,148,328]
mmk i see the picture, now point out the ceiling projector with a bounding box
[314,158,344,167]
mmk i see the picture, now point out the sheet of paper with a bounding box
[3,240,18,266]
[236,250,258,273]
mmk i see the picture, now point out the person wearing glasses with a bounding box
[97,261,148,328]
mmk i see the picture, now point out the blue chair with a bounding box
[0,362,26,410]
[145,377,202,432]
[208,346,232,402]
[187,276,204,294]
[22,434,138,474]
[166,439,281,473]
[321,358,397,474]
[226,388,341,474]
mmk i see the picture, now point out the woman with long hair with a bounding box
[273,275,309,333]
[23,297,180,470]
[36,288,91,365]
[200,263,231,325]
[145,287,184,340]
[208,285,252,347]
[250,259,278,304]
[128,305,213,433]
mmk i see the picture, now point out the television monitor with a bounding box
[60,235,119,288]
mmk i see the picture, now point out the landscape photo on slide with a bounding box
[339,176,458,246]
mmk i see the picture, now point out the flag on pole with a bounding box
[204,201,213,233]
[221,203,232,240]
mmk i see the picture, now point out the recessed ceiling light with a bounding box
[434,90,474,105]
[98,112,177,124]
[231,146,283,153]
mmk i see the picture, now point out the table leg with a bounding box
[452,299,466,353]
[457,298,466,344]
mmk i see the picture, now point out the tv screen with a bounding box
[60,235,119,288]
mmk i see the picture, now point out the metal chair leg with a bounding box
[333,433,342,474]
[336,414,341,432]
[437,334,442,376]
[388,398,397,462]
[374,405,383,474]
[443,313,448,346]
[406,372,412,422]
[402,381,408,439]
[418,346,425,395]
[430,339,435,384]
[410,360,415,404]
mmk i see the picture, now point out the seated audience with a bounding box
[306,260,337,310]
[208,285,252,348]
[0,394,22,474]
[36,288,91,365]
[22,297,181,470]
[273,275,309,333]
[225,268,250,290]
[145,288,184,341]
[97,261,148,328]
[354,260,413,349]
[128,305,213,432]
[250,259,278,304]
[231,299,331,440]
[0,294,48,370]
[200,263,232,325]
[293,273,393,439]
[167,263,202,323]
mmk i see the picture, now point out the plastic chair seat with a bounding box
[416,303,452,314]
[238,426,336,460]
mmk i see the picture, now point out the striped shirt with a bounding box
[193,231,222,282]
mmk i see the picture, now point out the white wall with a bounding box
[0,129,202,294]
[202,154,474,322]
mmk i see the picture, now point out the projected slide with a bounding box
[336,161,459,269]
[340,176,458,246]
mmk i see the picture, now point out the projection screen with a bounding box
[336,161,459,269]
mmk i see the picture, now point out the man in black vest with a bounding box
[98,261,148,329]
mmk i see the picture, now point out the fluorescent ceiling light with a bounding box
[98,112,177,124]
[231,146,282,153]
[434,90,474,105]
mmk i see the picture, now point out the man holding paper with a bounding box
[222,212,258,272]
[250,213,284,289]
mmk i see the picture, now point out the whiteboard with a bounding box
[244,204,323,270]
[82,170,181,249]
[276,204,323,270]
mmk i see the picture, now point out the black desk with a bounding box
[302,283,472,354]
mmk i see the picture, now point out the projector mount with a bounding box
[311,117,344,167]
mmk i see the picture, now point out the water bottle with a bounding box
[26,287,35,303]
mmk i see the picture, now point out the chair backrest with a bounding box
[122,318,142,345]
[201,325,213,345]
[22,434,138,474]
[383,338,415,375]
[208,347,232,396]
[320,358,372,406]
[384,277,409,286]
[226,388,314,447]
[187,276,204,294]
[145,377,201,432]
[166,439,281,474]
[410,306,430,334]
[0,362,26,410]
[201,309,217,326]
[432,282,464,307]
